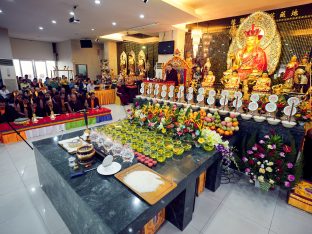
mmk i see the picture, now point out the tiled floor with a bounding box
[0,104,311,234]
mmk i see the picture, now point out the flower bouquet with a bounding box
[241,133,296,191]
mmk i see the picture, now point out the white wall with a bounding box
[71,40,102,79]
[10,38,54,60]
[0,27,17,90]
[56,40,73,78]
[104,41,117,76]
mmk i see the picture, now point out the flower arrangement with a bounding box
[241,133,296,190]
[127,101,238,152]
[294,102,311,124]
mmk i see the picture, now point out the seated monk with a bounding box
[125,76,138,103]
[116,79,129,105]
[87,92,100,109]
[253,71,271,92]
[68,94,84,112]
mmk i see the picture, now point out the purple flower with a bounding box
[287,163,293,169]
[284,181,290,187]
[252,145,257,151]
[280,152,285,157]
[264,135,270,139]
[247,150,253,155]
[242,157,248,162]
[259,153,265,159]
[259,140,265,144]
[272,144,276,149]
[245,168,251,173]
[287,175,295,182]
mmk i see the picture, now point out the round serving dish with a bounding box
[253,116,266,122]
[281,121,297,128]
[218,109,229,115]
[267,118,281,125]
[241,113,252,120]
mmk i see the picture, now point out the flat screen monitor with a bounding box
[158,41,174,54]
[80,40,93,48]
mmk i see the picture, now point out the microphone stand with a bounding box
[4,117,33,150]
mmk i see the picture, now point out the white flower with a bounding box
[258,176,264,182]
[269,179,275,184]
[261,164,264,168]
[249,179,254,183]
[257,161,261,165]
[266,167,273,172]
[267,162,274,166]
[267,145,273,149]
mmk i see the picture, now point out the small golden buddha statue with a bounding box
[202,71,215,88]
[221,70,241,90]
[282,55,299,93]
[252,72,271,93]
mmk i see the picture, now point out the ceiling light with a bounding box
[51,20,56,24]
[95,0,101,4]
[0,9,2,13]
[91,28,95,31]
[139,14,145,19]
[112,22,116,26]
[70,11,75,16]
[39,26,44,30]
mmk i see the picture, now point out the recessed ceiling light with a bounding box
[51,20,56,24]
[112,22,117,26]
[95,0,101,4]
[91,28,95,31]
[140,14,145,19]
[69,11,75,16]
[0,9,2,13]
[39,26,44,30]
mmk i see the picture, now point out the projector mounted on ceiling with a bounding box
[69,5,80,24]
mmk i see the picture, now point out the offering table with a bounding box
[33,130,221,234]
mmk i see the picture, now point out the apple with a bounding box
[230,113,236,118]
[226,122,232,127]
[221,121,226,126]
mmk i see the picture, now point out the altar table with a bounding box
[0,108,112,144]
[33,130,222,234]
[94,89,116,105]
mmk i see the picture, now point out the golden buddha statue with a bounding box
[203,58,211,72]
[282,55,299,93]
[185,51,193,69]
[252,72,271,93]
[234,24,268,81]
[221,70,241,90]
[295,54,311,93]
[202,71,215,89]
[128,52,135,76]
[120,52,127,76]
[138,50,146,77]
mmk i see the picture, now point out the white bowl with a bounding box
[218,109,229,115]
[201,106,210,111]
[267,118,281,125]
[209,108,218,113]
[282,120,297,128]
[253,116,266,122]
[229,112,240,117]
[241,113,252,120]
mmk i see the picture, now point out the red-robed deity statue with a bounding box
[234,24,268,81]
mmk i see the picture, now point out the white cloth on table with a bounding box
[25,124,65,138]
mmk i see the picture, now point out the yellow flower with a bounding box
[161,128,166,134]
[258,176,264,182]
[198,138,205,144]
[259,168,266,174]
[269,179,275,184]
[266,167,273,172]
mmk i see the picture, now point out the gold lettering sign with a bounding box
[231,19,236,26]
[270,12,275,19]
[291,9,299,17]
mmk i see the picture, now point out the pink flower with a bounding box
[287,163,293,169]
[287,175,295,182]
[252,145,257,151]
[259,153,265,159]
[280,152,285,157]
[245,168,251,173]
[272,144,276,149]
[259,140,265,144]
[242,157,248,162]
[264,135,270,139]
[283,145,292,153]
[247,150,253,155]
[284,181,290,187]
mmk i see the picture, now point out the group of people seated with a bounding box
[0,75,100,124]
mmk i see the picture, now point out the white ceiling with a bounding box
[0,0,197,42]
[0,0,310,42]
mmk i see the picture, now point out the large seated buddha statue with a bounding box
[233,24,268,81]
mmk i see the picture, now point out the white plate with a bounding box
[155,84,159,89]
[168,92,174,98]
[265,103,277,113]
[198,87,205,94]
[179,85,184,91]
[162,85,167,91]
[248,102,258,111]
[219,97,228,106]
[188,87,194,93]
[287,97,300,107]
[250,93,260,102]
[207,96,215,105]
[209,90,216,97]
[221,90,229,98]
[161,91,167,98]
[187,93,193,101]
[234,91,243,99]
[141,83,145,88]
[97,162,121,176]
[197,94,204,102]
[268,95,278,103]
[232,99,242,108]
[140,88,144,94]
[283,106,297,116]
[169,85,175,91]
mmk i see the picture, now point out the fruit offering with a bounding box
[134,152,157,168]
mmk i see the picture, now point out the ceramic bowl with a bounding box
[267,118,281,125]
[253,116,266,122]
[209,108,219,113]
[191,105,201,111]
[282,121,297,128]
[229,112,240,117]
[241,113,252,120]
[218,109,229,115]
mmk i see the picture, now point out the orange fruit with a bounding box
[224,131,230,136]
[233,122,238,127]
[219,129,225,135]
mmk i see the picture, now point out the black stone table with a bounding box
[33,130,221,234]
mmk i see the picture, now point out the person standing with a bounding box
[164,64,178,86]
